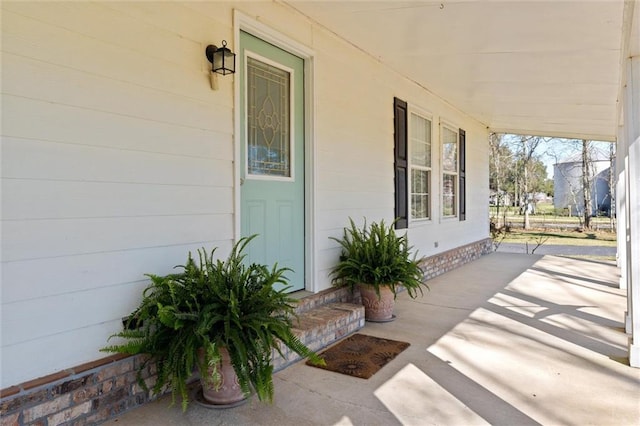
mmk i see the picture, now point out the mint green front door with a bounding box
[240,31,305,292]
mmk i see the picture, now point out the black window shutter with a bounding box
[394,98,408,229]
[459,128,466,221]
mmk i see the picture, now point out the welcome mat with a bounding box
[306,333,410,379]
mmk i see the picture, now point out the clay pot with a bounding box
[199,347,246,406]
[357,283,395,322]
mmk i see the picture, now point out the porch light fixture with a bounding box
[205,40,236,75]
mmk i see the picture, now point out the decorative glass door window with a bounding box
[247,56,291,178]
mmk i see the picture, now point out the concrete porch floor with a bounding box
[109,253,639,425]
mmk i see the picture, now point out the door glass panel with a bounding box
[247,56,291,177]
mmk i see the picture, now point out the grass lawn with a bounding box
[490,202,614,225]
[560,255,617,263]
[494,229,617,246]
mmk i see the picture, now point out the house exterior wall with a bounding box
[1,1,489,389]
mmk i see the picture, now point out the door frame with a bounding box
[233,11,317,292]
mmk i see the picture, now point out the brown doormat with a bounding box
[306,333,410,379]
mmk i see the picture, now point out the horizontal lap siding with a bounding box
[1,0,491,390]
[1,2,235,387]
[3,215,233,262]
[3,180,232,221]
[309,19,490,287]
[310,24,398,285]
[2,3,208,71]
[1,324,132,393]
[3,138,232,186]
[2,243,233,304]
[2,54,227,129]
[3,96,232,159]
[2,283,150,347]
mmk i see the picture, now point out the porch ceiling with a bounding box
[286,0,627,141]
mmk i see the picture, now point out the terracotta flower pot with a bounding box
[199,347,246,406]
[357,283,395,322]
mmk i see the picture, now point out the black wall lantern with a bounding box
[205,40,236,75]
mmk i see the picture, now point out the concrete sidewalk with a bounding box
[496,243,617,257]
[109,253,639,426]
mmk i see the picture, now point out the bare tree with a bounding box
[609,142,616,231]
[582,139,593,229]
[512,135,545,230]
[489,133,513,227]
[556,163,583,224]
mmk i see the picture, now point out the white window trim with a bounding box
[408,107,434,224]
[440,121,459,219]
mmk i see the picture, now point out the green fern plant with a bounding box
[330,218,428,299]
[103,235,323,410]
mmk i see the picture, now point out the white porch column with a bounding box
[616,124,628,292]
[627,54,640,368]
[617,116,631,334]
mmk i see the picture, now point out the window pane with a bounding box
[247,57,291,177]
[411,169,430,219]
[442,173,457,216]
[412,195,426,219]
[410,114,431,167]
[442,127,457,172]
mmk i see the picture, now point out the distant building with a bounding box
[489,190,511,207]
[553,151,612,216]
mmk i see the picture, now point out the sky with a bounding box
[540,139,614,179]
[502,135,614,179]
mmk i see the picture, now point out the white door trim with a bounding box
[233,10,317,292]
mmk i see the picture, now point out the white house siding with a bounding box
[0,1,489,388]
[294,10,490,283]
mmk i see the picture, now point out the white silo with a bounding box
[553,151,612,216]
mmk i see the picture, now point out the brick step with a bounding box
[293,286,358,315]
[272,302,364,370]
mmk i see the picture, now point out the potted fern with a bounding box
[102,236,322,410]
[330,218,427,321]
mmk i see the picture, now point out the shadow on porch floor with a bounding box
[109,253,640,426]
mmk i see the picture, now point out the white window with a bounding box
[441,125,458,217]
[410,112,432,220]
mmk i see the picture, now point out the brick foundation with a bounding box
[0,354,155,426]
[420,238,493,280]
[0,238,491,425]
[0,291,364,426]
